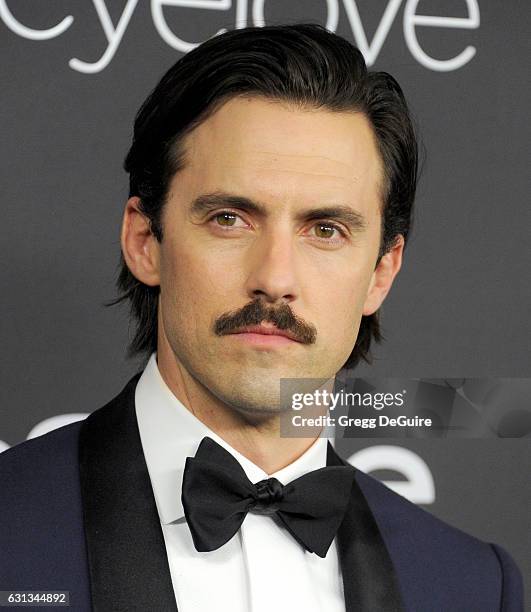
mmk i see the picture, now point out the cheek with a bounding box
[159,239,242,336]
[159,242,205,338]
[311,263,374,347]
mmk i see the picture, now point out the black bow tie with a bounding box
[181,436,356,558]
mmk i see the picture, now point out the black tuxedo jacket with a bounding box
[0,375,524,611]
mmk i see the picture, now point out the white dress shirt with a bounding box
[135,353,346,612]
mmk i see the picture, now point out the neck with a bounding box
[156,343,329,475]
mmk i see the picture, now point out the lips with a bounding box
[230,323,301,342]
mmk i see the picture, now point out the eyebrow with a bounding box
[190,191,368,233]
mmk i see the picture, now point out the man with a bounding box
[0,23,523,612]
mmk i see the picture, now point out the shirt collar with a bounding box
[135,353,329,525]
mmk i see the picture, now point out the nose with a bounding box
[244,230,300,305]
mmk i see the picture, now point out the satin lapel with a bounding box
[79,375,178,612]
[327,442,404,612]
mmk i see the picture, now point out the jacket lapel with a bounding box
[79,375,178,612]
[327,442,405,612]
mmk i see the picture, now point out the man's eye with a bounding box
[312,223,344,240]
[211,212,246,227]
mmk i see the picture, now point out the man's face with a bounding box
[154,96,390,416]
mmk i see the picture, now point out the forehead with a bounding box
[175,96,383,214]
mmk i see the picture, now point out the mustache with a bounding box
[213,298,317,345]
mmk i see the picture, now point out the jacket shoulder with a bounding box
[354,469,524,611]
[0,371,141,494]
[0,420,84,492]
[0,420,88,593]
[0,374,140,600]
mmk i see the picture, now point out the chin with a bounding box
[209,372,285,417]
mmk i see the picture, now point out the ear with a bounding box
[362,235,404,316]
[120,197,160,287]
